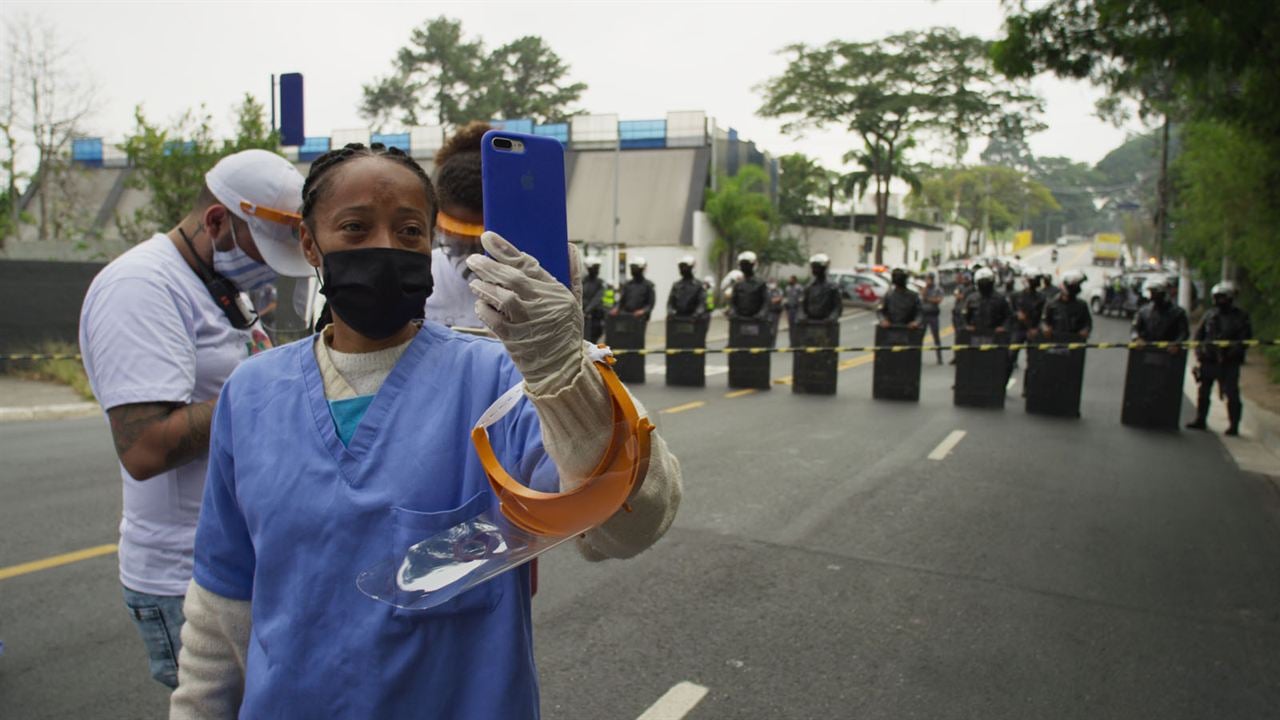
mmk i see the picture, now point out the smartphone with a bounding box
[480,130,572,288]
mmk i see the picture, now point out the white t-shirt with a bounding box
[79,234,256,596]
[424,247,482,329]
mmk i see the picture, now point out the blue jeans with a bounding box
[122,585,185,689]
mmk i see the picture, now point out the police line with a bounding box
[1,339,1274,362]
[605,339,1277,356]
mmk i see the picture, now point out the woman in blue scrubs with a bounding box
[170,143,682,719]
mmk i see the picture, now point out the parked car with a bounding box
[1086,271,1176,318]
[831,270,890,308]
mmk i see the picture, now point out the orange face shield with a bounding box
[471,352,654,537]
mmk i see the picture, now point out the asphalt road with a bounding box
[2,242,1278,719]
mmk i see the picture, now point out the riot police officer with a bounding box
[877,267,923,329]
[963,267,1011,335]
[1187,282,1253,435]
[1131,277,1189,346]
[581,256,607,342]
[1009,267,1045,377]
[613,256,656,320]
[1041,269,1091,340]
[797,253,842,323]
[728,251,769,321]
[1040,272,1062,303]
[667,255,708,320]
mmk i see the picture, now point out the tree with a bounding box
[3,13,96,245]
[360,17,490,130]
[360,17,587,130]
[704,165,777,275]
[842,138,924,263]
[911,165,1059,256]
[776,153,828,224]
[759,27,1041,264]
[118,94,279,239]
[480,36,586,124]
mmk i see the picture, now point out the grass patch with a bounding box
[4,342,96,402]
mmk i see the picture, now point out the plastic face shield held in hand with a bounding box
[356,353,653,611]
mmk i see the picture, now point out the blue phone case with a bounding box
[481,130,571,287]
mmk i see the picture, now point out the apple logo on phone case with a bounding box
[521,171,535,191]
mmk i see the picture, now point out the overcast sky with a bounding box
[4,0,1148,171]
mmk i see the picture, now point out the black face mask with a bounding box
[977,280,995,297]
[631,268,645,281]
[587,266,599,279]
[1152,292,1168,307]
[740,261,755,277]
[811,265,826,281]
[320,248,432,340]
[680,266,694,280]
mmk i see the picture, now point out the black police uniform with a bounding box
[729,276,769,320]
[1042,295,1092,337]
[1131,300,1190,343]
[1191,303,1253,431]
[668,277,708,319]
[963,289,1012,334]
[581,273,606,342]
[798,278,842,322]
[1009,285,1046,373]
[619,277,656,320]
[877,287,923,326]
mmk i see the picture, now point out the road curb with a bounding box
[0,402,100,424]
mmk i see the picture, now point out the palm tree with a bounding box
[842,138,923,265]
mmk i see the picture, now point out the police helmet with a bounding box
[974,268,995,284]
[1210,281,1236,298]
[1021,265,1040,280]
[584,256,603,268]
[630,256,647,270]
[737,250,758,265]
[1062,269,1087,287]
[678,255,696,269]
[1144,277,1169,295]
[808,253,830,267]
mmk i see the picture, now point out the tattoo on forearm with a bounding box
[109,403,177,459]
[164,401,214,469]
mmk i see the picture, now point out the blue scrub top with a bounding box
[193,323,554,719]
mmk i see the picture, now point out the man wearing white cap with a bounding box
[78,149,307,689]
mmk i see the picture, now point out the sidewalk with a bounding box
[0,375,99,423]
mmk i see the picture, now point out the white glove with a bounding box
[466,231,585,395]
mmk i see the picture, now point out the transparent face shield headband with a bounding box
[357,348,654,611]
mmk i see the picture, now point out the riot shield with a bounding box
[792,320,839,395]
[728,317,772,389]
[605,314,647,384]
[1025,340,1086,418]
[873,325,924,401]
[953,331,1008,408]
[1121,347,1187,429]
[665,315,708,387]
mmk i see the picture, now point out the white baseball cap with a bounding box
[205,149,310,277]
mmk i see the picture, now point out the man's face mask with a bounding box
[587,265,600,279]
[679,264,693,279]
[977,279,995,296]
[811,264,825,278]
[630,266,644,280]
[320,248,433,340]
[739,261,754,276]
[215,222,277,292]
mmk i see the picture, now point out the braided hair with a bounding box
[301,142,438,231]
[434,122,490,213]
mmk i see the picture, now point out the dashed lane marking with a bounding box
[928,430,967,461]
[0,543,117,582]
[724,388,757,399]
[636,681,709,720]
[660,401,705,415]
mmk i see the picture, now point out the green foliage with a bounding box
[1172,121,1280,346]
[911,165,1059,255]
[480,36,587,124]
[360,17,585,130]
[759,27,1041,263]
[776,153,828,224]
[118,94,280,239]
[704,166,777,270]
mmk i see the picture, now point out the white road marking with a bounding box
[928,430,967,461]
[636,681,709,720]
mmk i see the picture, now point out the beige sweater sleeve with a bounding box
[170,581,252,720]
[527,342,682,561]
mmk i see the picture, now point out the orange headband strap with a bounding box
[240,200,302,228]
[437,211,485,238]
